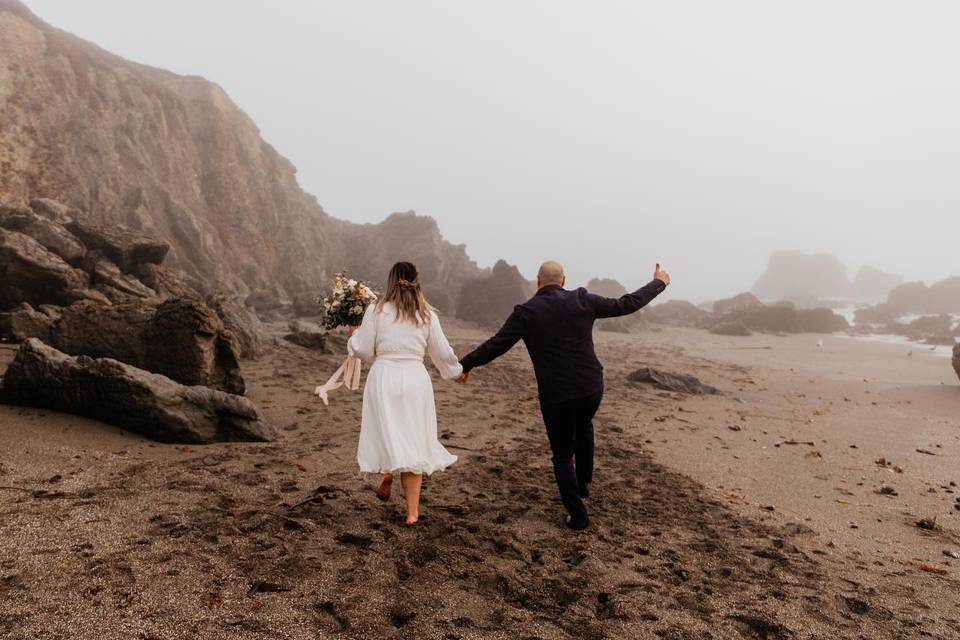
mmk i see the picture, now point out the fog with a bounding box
[28,1,960,301]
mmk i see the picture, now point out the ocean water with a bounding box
[829,305,957,359]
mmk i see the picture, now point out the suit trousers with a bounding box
[539,392,603,521]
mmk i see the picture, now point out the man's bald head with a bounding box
[537,260,566,288]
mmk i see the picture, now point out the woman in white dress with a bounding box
[347,261,463,525]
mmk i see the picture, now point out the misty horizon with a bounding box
[25,0,960,301]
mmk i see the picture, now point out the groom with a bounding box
[458,261,670,530]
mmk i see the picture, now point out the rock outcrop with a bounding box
[852,276,960,326]
[0,339,274,443]
[0,303,57,343]
[456,260,533,328]
[51,298,245,395]
[713,293,765,318]
[206,294,265,359]
[628,368,720,395]
[0,2,483,312]
[645,300,712,327]
[0,227,91,308]
[752,251,851,301]
[334,212,482,314]
[586,278,646,333]
[701,294,849,336]
[284,320,328,350]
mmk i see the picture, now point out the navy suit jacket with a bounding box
[459,279,667,405]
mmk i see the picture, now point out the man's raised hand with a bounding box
[653,263,671,286]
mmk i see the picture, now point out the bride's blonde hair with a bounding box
[377,261,432,326]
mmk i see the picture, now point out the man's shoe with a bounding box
[578,483,590,499]
[566,515,589,531]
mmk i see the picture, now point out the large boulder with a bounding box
[146,298,245,394]
[709,293,847,335]
[0,339,274,444]
[0,228,90,309]
[456,260,534,328]
[795,308,850,333]
[713,292,764,317]
[645,300,712,327]
[65,220,170,274]
[284,320,328,350]
[51,298,245,395]
[28,198,77,225]
[0,303,57,342]
[206,294,265,359]
[83,251,157,302]
[0,208,86,264]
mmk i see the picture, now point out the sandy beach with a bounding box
[1,322,958,639]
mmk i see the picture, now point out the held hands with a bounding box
[456,372,470,384]
[653,263,671,286]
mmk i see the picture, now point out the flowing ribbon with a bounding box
[314,355,362,406]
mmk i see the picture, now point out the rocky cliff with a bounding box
[0,0,481,308]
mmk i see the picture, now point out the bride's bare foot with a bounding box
[405,512,419,526]
[375,473,393,501]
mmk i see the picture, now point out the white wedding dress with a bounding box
[348,302,462,475]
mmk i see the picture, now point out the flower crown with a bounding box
[397,277,419,289]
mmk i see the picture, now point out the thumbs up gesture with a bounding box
[654,263,671,286]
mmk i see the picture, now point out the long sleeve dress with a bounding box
[347,302,463,475]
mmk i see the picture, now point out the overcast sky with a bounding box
[27,1,960,300]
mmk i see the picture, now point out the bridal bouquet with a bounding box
[320,273,379,330]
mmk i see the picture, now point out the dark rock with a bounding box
[53,302,157,367]
[710,296,847,335]
[853,306,895,325]
[456,260,533,328]
[0,228,89,309]
[645,300,712,327]
[291,293,323,318]
[0,303,57,342]
[135,263,198,299]
[0,339,273,444]
[628,368,720,395]
[66,220,170,274]
[335,211,482,315]
[206,294,265,359]
[908,314,954,335]
[52,298,245,395]
[83,251,157,302]
[0,209,86,265]
[28,198,76,225]
[284,320,328,350]
[145,299,245,395]
[795,308,850,333]
[710,321,752,337]
[713,293,764,318]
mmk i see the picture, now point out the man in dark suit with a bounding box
[457,260,670,530]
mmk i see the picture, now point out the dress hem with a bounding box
[358,458,457,476]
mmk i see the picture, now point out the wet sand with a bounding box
[0,323,958,639]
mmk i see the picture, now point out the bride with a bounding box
[346,261,463,525]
